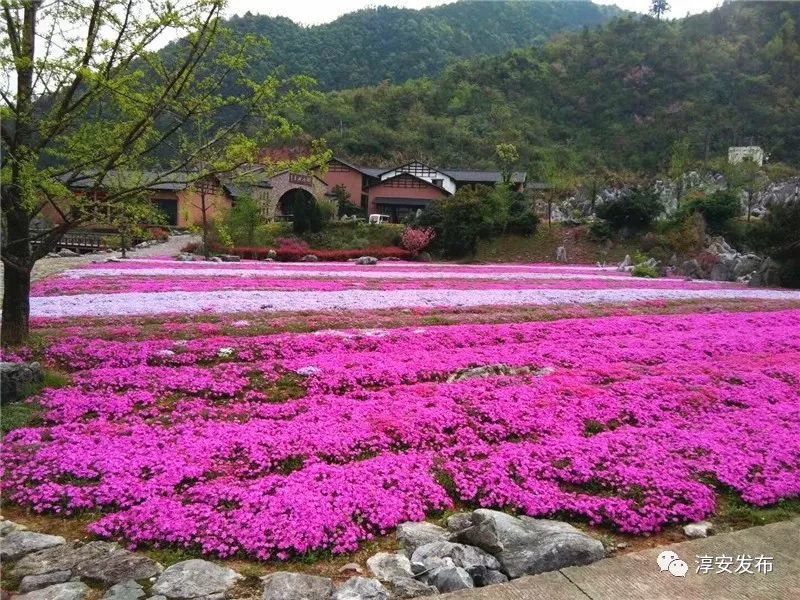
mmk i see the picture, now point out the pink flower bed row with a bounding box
[82,258,619,274]
[32,275,736,297]
[29,287,800,318]
[4,310,800,559]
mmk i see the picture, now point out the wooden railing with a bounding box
[31,228,107,254]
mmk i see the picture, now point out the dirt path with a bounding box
[0,233,199,299]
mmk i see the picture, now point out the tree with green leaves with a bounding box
[495,143,519,184]
[668,137,692,209]
[108,194,167,259]
[536,147,578,228]
[726,158,768,222]
[0,0,321,344]
[649,0,670,20]
[225,195,262,247]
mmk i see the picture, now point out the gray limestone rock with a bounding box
[102,580,146,600]
[396,522,449,557]
[333,577,389,600]
[12,542,116,578]
[1,361,44,404]
[151,560,242,599]
[260,571,334,600]
[16,582,90,600]
[387,577,437,599]
[445,513,473,533]
[454,509,605,579]
[366,552,414,585]
[0,531,65,561]
[424,564,472,593]
[18,572,72,593]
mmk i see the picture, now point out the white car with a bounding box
[368,214,391,224]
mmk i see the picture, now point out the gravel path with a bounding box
[0,234,198,299]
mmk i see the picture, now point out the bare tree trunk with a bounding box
[201,192,210,260]
[120,228,128,258]
[2,210,33,346]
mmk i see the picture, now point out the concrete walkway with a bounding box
[443,519,800,600]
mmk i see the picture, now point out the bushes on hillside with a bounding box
[677,189,740,235]
[596,188,663,232]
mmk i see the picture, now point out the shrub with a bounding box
[400,227,436,255]
[181,242,200,254]
[596,188,663,231]
[225,196,263,246]
[418,184,510,257]
[506,194,539,235]
[214,244,412,262]
[587,219,613,241]
[292,192,325,235]
[632,263,660,278]
[147,227,170,241]
[678,189,740,235]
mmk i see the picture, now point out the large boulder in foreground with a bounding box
[452,509,605,579]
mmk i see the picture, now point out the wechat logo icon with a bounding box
[658,550,688,577]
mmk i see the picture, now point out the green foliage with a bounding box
[225,197,263,247]
[632,263,660,278]
[495,143,520,184]
[418,184,512,257]
[292,192,325,235]
[331,184,363,217]
[596,189,663,232]
[506,193,539,236]
[678,190,740,235]
[300,2,800,172]
[221,1,624,91]
[754,198,800,287]
[214,221,234,250]
[588,219,614,242]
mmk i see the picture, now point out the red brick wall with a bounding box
[325,169,365,209]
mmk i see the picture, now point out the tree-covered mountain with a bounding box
[223,1,626,90]
[297,1,800,174]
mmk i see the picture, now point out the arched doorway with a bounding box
[276,188,316,222]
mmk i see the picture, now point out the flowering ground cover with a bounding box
[4,258,800,561]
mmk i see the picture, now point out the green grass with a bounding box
[475,225,641,264]
[1,400,43,435]
[716,492,800,530]
[1,369,70,436]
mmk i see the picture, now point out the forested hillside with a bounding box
[298,1,800,174]
[222,1,625,90]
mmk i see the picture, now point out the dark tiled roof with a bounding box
[331,157,527,184]
[64,170,194,191]
[442,169,527,184]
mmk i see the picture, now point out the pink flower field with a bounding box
[4,258,800,560]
